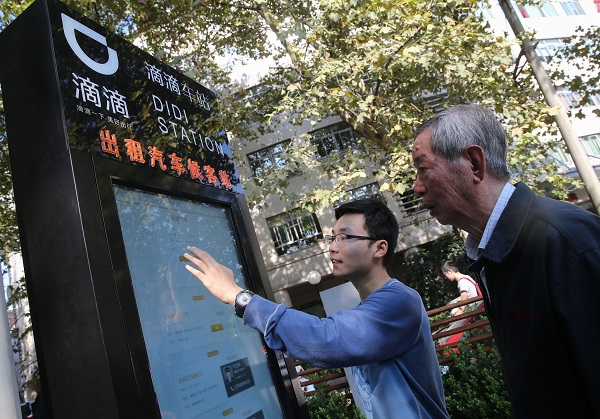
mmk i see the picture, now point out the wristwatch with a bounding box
[234,290,255,318]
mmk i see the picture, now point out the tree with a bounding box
[548,24,600,118]
[0,110,19,255]
[1,0,586,219]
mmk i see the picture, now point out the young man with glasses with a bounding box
[184,199,448,419]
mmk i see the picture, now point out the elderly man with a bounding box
[412,104,600,418]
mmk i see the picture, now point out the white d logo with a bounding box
[61,13,119,75]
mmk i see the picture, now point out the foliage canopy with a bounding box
[0,0,596,249]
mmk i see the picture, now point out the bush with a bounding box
[401,231,467,309]
[306,390,365,419]
[442,342,513,418]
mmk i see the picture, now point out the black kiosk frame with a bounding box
[0,0,306,417]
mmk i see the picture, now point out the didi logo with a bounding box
[61,13,118,75]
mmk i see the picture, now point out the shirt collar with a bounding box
[465,182,515,260]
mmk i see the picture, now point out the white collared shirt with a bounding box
[464,182,515,304]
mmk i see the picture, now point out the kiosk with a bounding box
[0,0,307,417]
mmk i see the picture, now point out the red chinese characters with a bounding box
[148,146,167,171]
[218,170,232,190]
[187,159,203,180]
[169,153,186,176]
[124,138,145,163]
[100,129,120,157]
[203,165,218,186]
[98,129,232,190]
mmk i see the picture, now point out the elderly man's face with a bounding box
[411,128,472,227]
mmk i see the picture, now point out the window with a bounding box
[423,92,447,114]
[518,3,558,17]
[333,183,385,208]
[582,134,600,158]
[541,2,559,16]
[560,1,584,15]
[396,188,426,217]
[242,84,267,101]
[550,135,600,168]
[310,122,358,158]
[247,140,301,179]
[558,88,581,108]
[267,210,323,256]
[557,87,600,109]
[550,146,573,168]
[479,4,496,20]
[536,39,565,61]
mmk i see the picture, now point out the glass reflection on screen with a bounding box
[113,185,283,419]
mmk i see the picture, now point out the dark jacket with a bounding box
[468,182,600,418]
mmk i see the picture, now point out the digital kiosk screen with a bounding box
[113,185,283,419]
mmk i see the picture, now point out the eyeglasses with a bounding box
[324,233,380,245]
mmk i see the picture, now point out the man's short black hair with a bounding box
[335,198,399,266]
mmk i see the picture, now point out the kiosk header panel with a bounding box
[47,0,242,193]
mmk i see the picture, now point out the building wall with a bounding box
[235,113,450,304]
[232,0,600,307]
[487,0,600,209]
[487,0,600,142]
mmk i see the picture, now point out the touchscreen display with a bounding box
[113,185,283,419]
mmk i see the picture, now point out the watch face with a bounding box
[237,291,252,305]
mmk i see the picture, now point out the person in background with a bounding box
[185,199,449,419]
[440,261,480,316]
[412,103,600,418]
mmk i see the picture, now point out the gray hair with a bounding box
[415,104,510,182]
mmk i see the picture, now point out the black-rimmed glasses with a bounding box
[324,233,380,245]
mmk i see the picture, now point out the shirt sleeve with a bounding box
[458,277,477,298]
[243,282,424,368]
[457,279,469,294]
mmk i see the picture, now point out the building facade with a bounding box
[236,112,450,313]
[486,0,600,209]
[235,0,600,313]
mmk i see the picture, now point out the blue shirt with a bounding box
[244,279,448,419]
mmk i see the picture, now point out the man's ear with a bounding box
[373,240,389,260]
[465,145,487,183]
